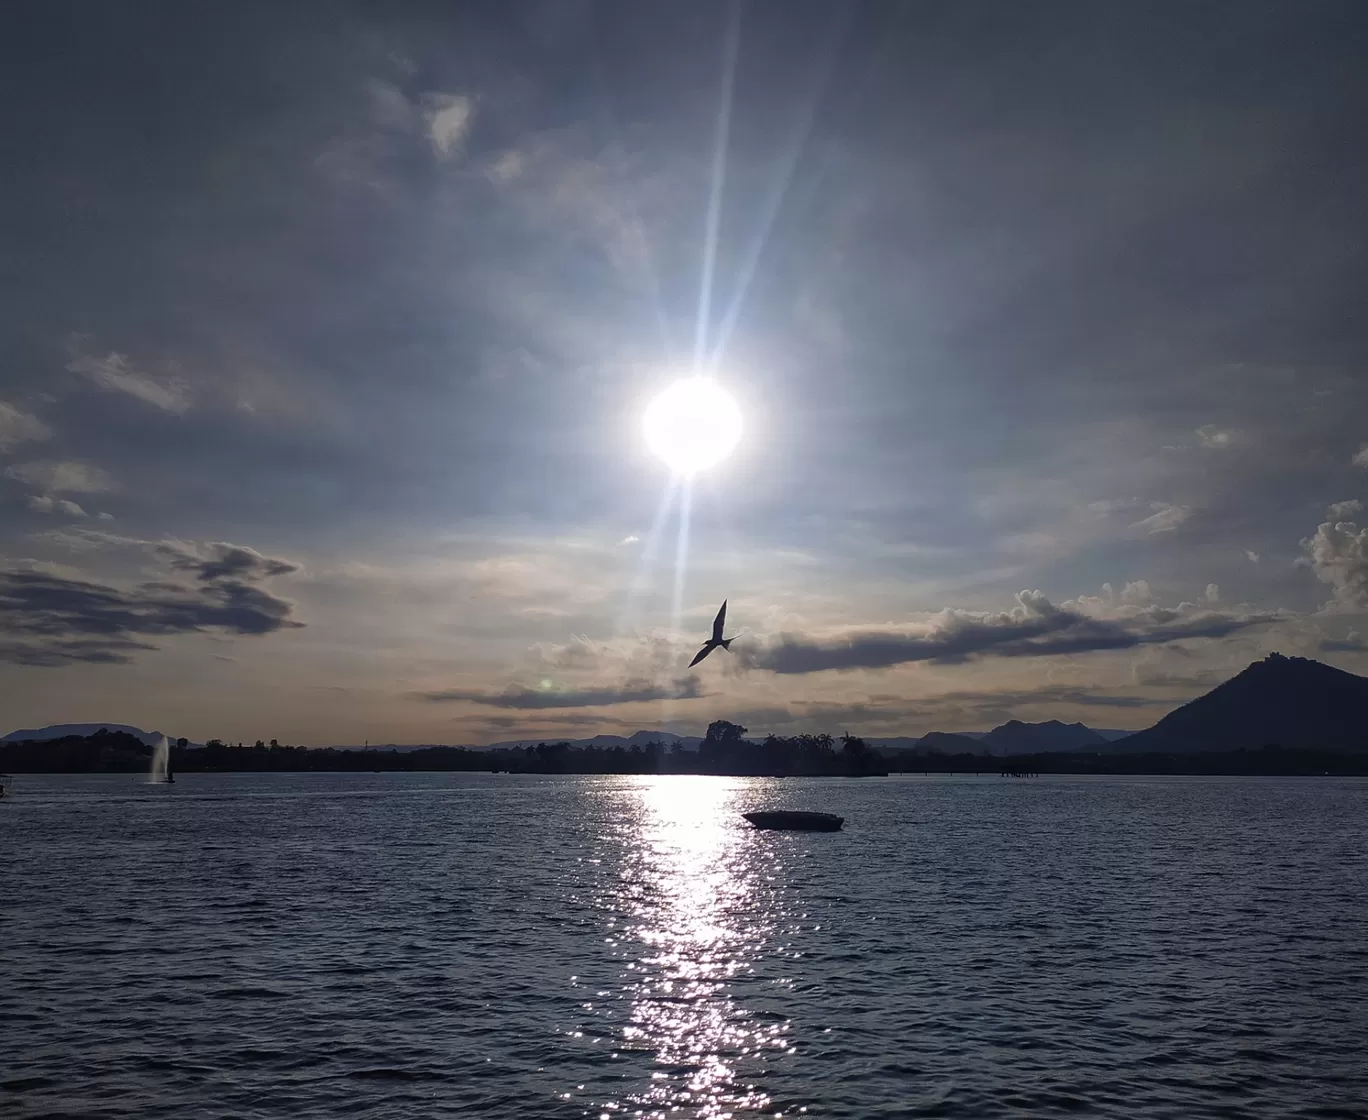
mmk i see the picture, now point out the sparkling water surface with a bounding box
[3,773,1366,1119]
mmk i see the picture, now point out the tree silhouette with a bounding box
[705,719,748,744]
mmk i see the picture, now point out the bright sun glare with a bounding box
[643,377,743,476]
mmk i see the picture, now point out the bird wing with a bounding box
[689,644,715,668]
[711,600,727,643]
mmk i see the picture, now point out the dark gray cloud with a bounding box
[419,676,703,709]
[157,542,300,583]
[737,591,1279,675]
[1321,631,1368,653]
[0,543,302,666]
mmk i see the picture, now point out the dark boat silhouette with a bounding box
[742,810,843,832]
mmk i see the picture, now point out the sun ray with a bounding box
[707,10,848,372]
[693,0,742,371]
[670,477,694,665]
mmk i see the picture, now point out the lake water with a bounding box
[3,773,1366,1119]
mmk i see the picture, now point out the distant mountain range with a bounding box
[8,654,1364,757]
[1,723,172,746]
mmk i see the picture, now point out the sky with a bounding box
[1,0,1367,746]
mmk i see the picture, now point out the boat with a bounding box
[742,810,843,832]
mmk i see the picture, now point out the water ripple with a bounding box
[3,772,1367,1118]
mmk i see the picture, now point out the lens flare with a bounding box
[643,378,742,477]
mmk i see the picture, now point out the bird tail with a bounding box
[720,638,733,652]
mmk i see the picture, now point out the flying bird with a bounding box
[689,600,736,667]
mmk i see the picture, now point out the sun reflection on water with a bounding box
[589,776,795,1119]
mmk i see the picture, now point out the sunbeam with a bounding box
[693,0,742,370]
[708,9,849,372]
[670,478,694,663]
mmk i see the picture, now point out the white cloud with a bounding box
[423,93,473,159]
[26,495,88,518]
[1119,580,1153,605]
[1245,550,1261,563]
[67,350,190,413]
[1354,445,1368,468]
[0,402,52,451]
[1302,518,1368,611]
[5,460,115,494]
[1205,582,1220,602]
[1130,502,1192,534]
[1196,424,1239,449]
[617,535,640,546]
[1328,499,1363,520]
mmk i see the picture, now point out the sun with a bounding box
[643,377,743,476]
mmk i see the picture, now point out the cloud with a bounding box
[423,93,473,159]
[0,402,51,451]
[1119,580,1153,605]
[1328,500,1363,520]
[1131,664,1231,690]
[26,496,88,518]
[67,350,190,413]
[0,543,302,667]
[1130,502,1192,534]
[1196,424,1239,449]
[1321,630,1368,653]
[1205,583,1220,602]
[735,589,1280,675]
[418,676,703,709]
[155,541,300,582]
[1302,519,1368,611]
[920,685,1172,711]
[1354,445,1368,468]
[5,460,114,494]
[1246,550,1261,564]
[27,526,143,553]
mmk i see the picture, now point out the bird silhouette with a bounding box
[688,600,736,667]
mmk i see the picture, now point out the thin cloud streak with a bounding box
[418,676,704,709]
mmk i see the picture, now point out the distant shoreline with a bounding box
[3,734,1365,778]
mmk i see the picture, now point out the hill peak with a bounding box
[1119,653,1368,752]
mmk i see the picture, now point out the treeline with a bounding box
[5,728,1367,777]
[693,721,888,776]
[0,722,887,777]
[0,729,154,773]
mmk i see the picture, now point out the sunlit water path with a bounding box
[3,773,1366,1118]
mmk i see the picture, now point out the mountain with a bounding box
[2,723,170,746]
[865,736,928,752]
[916,731,986,754]
[1115,653,1368,753]
[980,719,1107,755]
